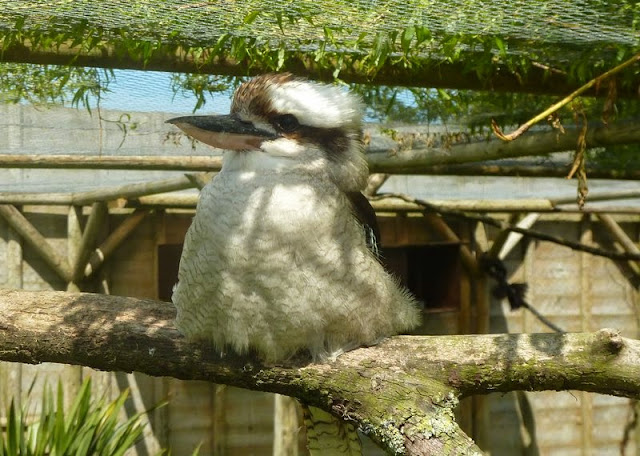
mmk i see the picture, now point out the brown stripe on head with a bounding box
[231,73,296,118]
[284,126,362,162]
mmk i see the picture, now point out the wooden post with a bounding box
[62,206,85,404]
[0,205,72,282]
[67,205,83,293]
[273,394,300,456]
[71,202,108,282]
[473,222,491,335]
[6,224,23,290]
[185,172,214,190]
[471,222,491,452]
[212,384,228,455]
[2,225,23,408]
[579,215,594,453]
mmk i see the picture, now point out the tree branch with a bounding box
[2,290,640,454]
[2,40,636,98]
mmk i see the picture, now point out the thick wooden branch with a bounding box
[1,290,640,454]
[2,41,635,98]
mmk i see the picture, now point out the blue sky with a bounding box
[93,69,414,121]
[97,69,233,115]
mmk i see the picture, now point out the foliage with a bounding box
[169,73,239,112]
[0,1,637,89]
[0,378,149,456]
[4,62,640,126]
[0,64,110,108]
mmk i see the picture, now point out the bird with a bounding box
[168,73,422,454]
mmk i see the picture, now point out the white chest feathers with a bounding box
[172,168,421,362]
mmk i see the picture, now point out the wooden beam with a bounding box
[486,213,522,259]
[185,172,214,190]
[72,202,108,282]
[497,213,542,260]
[597,214,640,260]
[549,189,640,206]
[0,154,222,171]
[363,174,389,196]
[368,121,640,172]
[1,153,639,180]
[71,176,198,205]
[83,209,150,279]
[1,41,637,98]
[0,190,638,214]
[0,204,72,282]
[0,174,203,206]
[1,120,639,175]
[133,194,640,214]
[373,198,554,213]
[596,214,640,278]
[0,192,74,205]
[414,163,640,180]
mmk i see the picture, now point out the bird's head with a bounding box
[167,73,368,192]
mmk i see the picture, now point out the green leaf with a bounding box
[401,26,415,54]
[414,25,432,45]
[243,10,260,24]
[0,378,158,455]
[494,36,507,58]
[371,32,391,69]
[275,12,284,33]
[6,400,18,456]
[277,46,285,70]
[323,26,334,44]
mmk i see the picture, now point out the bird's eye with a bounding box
[274,114,299,133]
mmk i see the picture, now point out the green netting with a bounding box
[3,1,637,47]
[1,0,638,83]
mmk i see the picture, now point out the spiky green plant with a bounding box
[0,377,151,456]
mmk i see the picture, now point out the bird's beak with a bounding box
[166,115,278,151]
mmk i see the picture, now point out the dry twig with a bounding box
[491,52,640,141]
[567,102,589,208]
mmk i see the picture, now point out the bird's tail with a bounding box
[302,404,363,456]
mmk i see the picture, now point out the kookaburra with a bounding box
[168,73,421,454]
